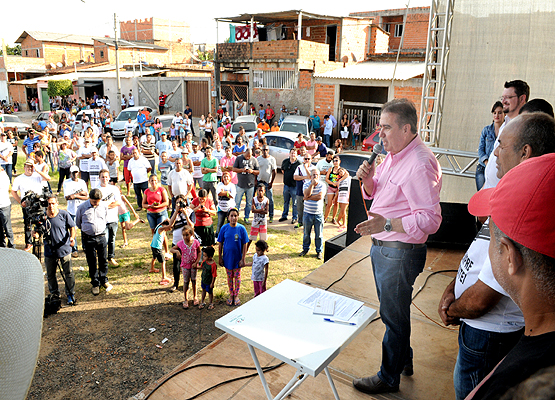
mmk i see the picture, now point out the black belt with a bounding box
[372,238,426,250]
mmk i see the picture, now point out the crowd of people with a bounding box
[0,101,354,313]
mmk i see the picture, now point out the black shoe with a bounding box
[353,375,399,395]
[169,286,178,292]
[279,217,287,222]
[298,250,308,257]
[402,362,414,376]
[291,218,297,225]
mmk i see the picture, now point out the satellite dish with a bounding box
[49,63,56,69]
[56,62,63,68]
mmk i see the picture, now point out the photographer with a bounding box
[44,194,77,305]
[11,159,51,252]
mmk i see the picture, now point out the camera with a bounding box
[177,200,187,209]
[22,186,51,245]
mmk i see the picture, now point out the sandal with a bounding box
[149,268,160,273]
[121,242,129,248]
[207,303,214,310]
[198,303,206,310]
[182,301,189,309]
[159,279,171,286]
[139,219,145,224]
[193,298,199,306]
[226,298,233,306]
[234,298,241,306]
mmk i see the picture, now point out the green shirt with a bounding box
[201,157,218,182]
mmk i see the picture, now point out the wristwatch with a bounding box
[384,218,393,232]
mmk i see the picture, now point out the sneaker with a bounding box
[244,218,249,224]
[72,251,79,258]
[169,286,178,292]
[102,282,113,292]
[291,219,297,225]
[269,216,273,223]
[299,250,308,257]
[316,252,323,260]
[109,258,119,267]
[24,244,33,252]
[67,295,76,306]
[279,217,287,222]
[298,222,303,228]
[136,207,142,212]
[91,286,100,296]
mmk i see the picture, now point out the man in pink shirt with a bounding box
[353,99,442,395]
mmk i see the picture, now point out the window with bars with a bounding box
[394,24,404,37]
[253,70,297,90]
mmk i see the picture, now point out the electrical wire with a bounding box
[144,361,285,400]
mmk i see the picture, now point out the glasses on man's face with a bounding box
[333,159,339,162]
[500,95,517,101]
[263,148,269,151]
[304,158,311,161]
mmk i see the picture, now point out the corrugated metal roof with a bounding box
[94,37,168,51]
[10,69,167,85]
[216,10,355,24]
[15,31,95,45]
[314,61,426,81]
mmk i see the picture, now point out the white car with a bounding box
[72,110,96,134]
[1,115,31,139]
[111,106,158,139]
[230,115,260,140]
[279,115,313,136]
[250,131,309,167]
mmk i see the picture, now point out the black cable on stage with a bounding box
[324,254,371,291]
[144,361,285,400]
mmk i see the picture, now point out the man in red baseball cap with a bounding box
[464,153,555,399]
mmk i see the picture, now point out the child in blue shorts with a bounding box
[151,219,173,286]
[198,246,217,310]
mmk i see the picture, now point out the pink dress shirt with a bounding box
[220,155,238,184]
[363,135,442,243]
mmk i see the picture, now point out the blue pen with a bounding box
[324,318,356,326]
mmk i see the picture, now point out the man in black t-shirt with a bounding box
[279,148,300,222]
[466,153,555,400]
[44,194,77,305]
[232,148,259,223]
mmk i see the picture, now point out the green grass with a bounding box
[9,152,323,305]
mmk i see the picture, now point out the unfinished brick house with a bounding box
[313,7,430,138]
[214,10,372,117]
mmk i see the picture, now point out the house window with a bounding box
[253,70,297,90]
[394,24,403,37]
[36,49,40,57]
[383,24,391,33]
[100,50,104,58]
[25,50,28,56]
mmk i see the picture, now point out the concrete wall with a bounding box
[120,17,191,44]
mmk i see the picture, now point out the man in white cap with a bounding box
[63,165,88,256]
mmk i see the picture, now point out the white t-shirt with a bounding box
[216,182,236,212]
[124,122,135,134]
[251,253,269,282]
[0,141,12,165]
[337,175,351,204]
[77,146,93,172]
[99,184,121,223]
[99,144,118,160]
[127,156,151,184]
[483,116,510,190]
[454,219,524,332]
[63,178,88,215]
[0,170,10,208]
[88,158,108,189]
[212,149,226,176]
[13,173,44,198]
[316,159,333,182]
[189,151,204,179]
[167,169,194,197]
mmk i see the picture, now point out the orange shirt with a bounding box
[270,126,280,132]
[258,122,270,132]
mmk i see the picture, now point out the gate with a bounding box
[137,77,210,117]
[339,100,382,148]
[221,84,248,119]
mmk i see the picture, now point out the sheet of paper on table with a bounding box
[298,287,364,321]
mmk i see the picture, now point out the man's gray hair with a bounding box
[381,98,418,135]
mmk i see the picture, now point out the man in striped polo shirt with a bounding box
[299,167,324,260]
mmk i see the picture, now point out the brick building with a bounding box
[214,10,372,118]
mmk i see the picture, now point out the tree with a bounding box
[47,80,73,97]
[0,45,22,56]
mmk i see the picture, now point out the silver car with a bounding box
[279,115,313,136]
[112,106,158,138]
[1,115,31,139]
[250,131,309,168]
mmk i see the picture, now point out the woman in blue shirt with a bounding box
[476,101,504,190]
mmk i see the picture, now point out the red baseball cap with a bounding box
[468,153,555,258]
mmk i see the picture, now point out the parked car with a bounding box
[111,106,158,139]
[72,110,96,134]
[1,115,31,139]
[250,132,309,168]
[361,129,383,152]
[32,110,70,131]
[334,151,373,177]
[279,115,313,136]
[230,115,260,141]
[158,115,174,134]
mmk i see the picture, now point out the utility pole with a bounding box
[114,13,121,112]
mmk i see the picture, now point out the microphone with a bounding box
[367,142,383,165]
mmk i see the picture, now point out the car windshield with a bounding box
[232,122,256,133]
[116,110,139,121]
[280,122,307,135]
[3,116,21,123]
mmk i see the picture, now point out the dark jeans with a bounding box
[81,171,90,184]
[203,180,218,207]
[281,185,297,220]
[172,242,180,289]
[2,164,12,182]
[371,244,427,387]
[453,322,523,400]
[302,213,323,253]
[105,222,118,260]
[22,206,33,246]
[217,210,229,235]
[58,167,71,192]
[0,204,15,248]
[323,134,331,148]
[45,254,75,297]
[133,181,149,209]
[475,164,486,191]
[296,195,304,223]
[82,232,108,287]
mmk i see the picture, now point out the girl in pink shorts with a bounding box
[170,225,201,309]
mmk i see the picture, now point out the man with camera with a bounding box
[11,159,51,252]
[44,194,77,305]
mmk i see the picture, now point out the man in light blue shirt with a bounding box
[323,115,333,148]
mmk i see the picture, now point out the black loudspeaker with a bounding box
[346,177,372,247]
[427,202,477,248]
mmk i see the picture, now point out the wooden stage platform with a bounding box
[132,236,464,400]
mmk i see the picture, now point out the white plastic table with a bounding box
[215,279,377,400]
